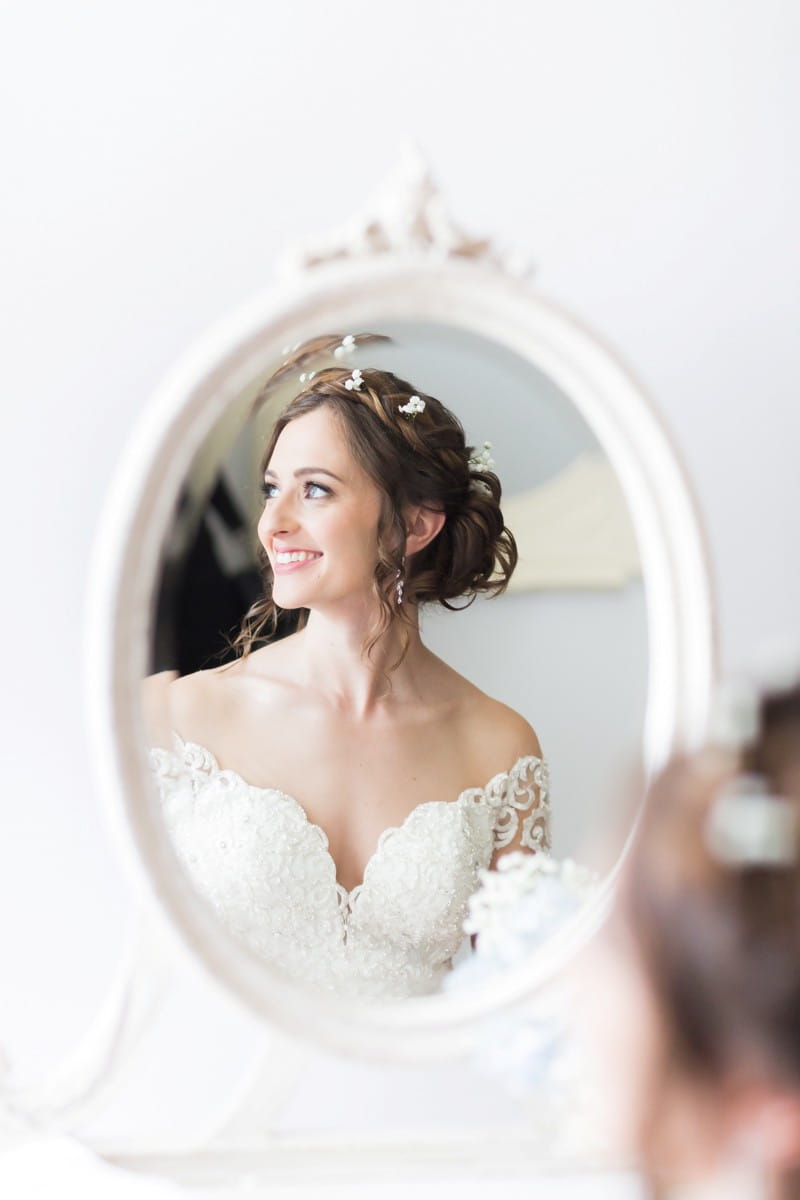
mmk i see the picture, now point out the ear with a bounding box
[404,505,446,557]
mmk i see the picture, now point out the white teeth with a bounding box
[275,551,320,564]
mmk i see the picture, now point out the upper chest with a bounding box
[207,708,480,826]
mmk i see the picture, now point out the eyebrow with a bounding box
[263,467,345,483]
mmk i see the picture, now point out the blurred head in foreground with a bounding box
[619,681,800,1197]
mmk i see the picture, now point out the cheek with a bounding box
[326,509,381,562]
[351,523,381,574]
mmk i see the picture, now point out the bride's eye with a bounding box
[260,480,279,500]
[305,481,331,499]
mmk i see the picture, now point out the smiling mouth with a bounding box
[274,550,322,565]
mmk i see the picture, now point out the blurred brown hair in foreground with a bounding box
[622,680,800,1198]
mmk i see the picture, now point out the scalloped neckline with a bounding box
[166,735,540,906]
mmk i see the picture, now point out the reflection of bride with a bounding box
[145,342,550,998]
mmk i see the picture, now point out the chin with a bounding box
[271,583,315,611]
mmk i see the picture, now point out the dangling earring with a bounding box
[395,555,406,606]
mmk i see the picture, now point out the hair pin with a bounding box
[705,773,798,866]
[468,442,495,473]
[398,395,425,418]
[344,369,364,391]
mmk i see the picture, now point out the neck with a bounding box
[294,603,429,717]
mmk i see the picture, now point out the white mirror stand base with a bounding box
[1,900,632,1192]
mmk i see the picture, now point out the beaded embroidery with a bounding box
[150,738,550,1000]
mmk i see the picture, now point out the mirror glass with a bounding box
[144,319,647,1003]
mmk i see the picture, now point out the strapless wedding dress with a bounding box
[149,737,550,1000]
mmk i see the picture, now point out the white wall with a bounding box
[1,0,798,1139]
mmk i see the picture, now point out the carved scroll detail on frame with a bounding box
[276,146,536,279]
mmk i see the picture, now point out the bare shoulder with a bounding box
[470,693,543,767]
[140,663,236,749]
[141,669,179,748]
[432,657,542,776]
[142,637,307,750]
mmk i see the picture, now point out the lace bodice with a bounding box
[149,738,550,1000]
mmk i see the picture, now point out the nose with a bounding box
[260,489,299,539]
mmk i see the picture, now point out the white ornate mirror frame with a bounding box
[85,161,713,1057]
[40,160,716,1186]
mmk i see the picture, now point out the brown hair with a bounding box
[625,683,800,1193]
[232,363,517,667]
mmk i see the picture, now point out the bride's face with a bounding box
[258,405,385,613]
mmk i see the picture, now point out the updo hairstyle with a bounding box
[234,349,517,666]
[624,681,800,1193]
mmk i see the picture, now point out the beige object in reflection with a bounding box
[503,452,641,592]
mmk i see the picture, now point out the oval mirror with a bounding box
[87,180,714,1062]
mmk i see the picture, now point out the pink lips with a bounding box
[271,547,323,575]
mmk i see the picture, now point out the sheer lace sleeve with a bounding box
[482,756,551,855]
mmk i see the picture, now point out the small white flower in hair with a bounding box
[333,334,357,359]
[468,442,495,472]
[344,368,364,391]
[398,395,425,417]
[298,370,316,383]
